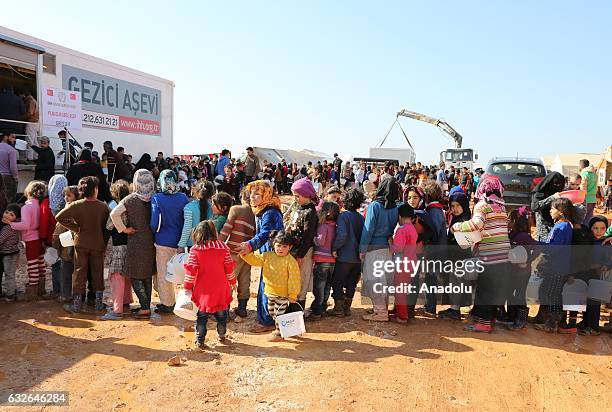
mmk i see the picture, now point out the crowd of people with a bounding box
[0,137,611,348]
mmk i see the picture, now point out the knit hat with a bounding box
[291,177,317,200]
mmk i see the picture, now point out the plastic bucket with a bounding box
[173,289,197,321]
[165,253,188,284]
[59,230,75,247]
[525,274,542,304]
[559,190,586,204]
[276,310,306,338]
[454,231,482,249]
[587,279,612,303]
[562,279,588,312]
[508,246,528,264]
[14,139,27,151]
[44,247,59,265]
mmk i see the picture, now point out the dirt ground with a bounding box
[1,204,611,411]
[1,269,611,412]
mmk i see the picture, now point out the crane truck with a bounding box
[395,109,478,171]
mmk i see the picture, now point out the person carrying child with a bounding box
[184,220,236,349]
[307,201,340,320]
[241,230,301,341]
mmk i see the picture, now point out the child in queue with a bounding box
[0,204,21,301]
[178,179,215,251]
[308,201,340,320]
[211,191,233,233]
[51,186,80,303]
[390,203,418,324]
[241,230,301,341]
[184,220,236,350]
[10,181,47,300]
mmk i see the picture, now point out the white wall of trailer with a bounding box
[0,26,174,160]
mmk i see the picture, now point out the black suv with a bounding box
[485,158,547,209]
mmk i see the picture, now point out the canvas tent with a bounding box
[541,152,602,177]
[238,147,332,167]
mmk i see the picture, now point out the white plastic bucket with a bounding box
[562,279,588,312]
[14,139,27,151]
[508,246,528,265]
[59,230,75,247]
[276,310,306,338]
[454,231,482,249]
[165,253,188,284]
[44,247,59,265]
[525,274,542,305]
[173,289,197,321]
[587,279,612,303]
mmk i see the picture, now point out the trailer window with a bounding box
[43,53,56,74]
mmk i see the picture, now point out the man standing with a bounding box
[436,163,448,192]
[579,158,598,224]
[0,85,25,136]
[155,152,169,171]
[103,141,128,182]
[57,130,77,167]
[333,153,343,171]
[30,136,55,181]
[215,149,231,177]
[22,91,39,161]
[0,133,18,202]
[244,147,260,184]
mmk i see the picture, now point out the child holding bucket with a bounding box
[241,230,301,341]
[183,220,236,350]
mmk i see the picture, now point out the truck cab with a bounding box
[440,148,477,171]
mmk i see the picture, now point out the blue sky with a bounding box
[4,1,611,164]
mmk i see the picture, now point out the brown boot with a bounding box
[24,284,39,301]
[326,298,345,317]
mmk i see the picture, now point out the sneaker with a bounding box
[100,312,122,321]
[557,325,577,334]
[305,313,322,322]
[249,323,276,334]
[155,304,175,314]
[438,308,461,320]
[362,312,389,322]
[464,323,492,333]
[4,295,16,302]
[389,316,408,324]
[507,321,527,331]
[196,341,208,351]
[578,327,600,336]
[218,336,231,345]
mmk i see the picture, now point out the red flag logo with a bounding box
[70,93,76,100]
[47,89,53,96]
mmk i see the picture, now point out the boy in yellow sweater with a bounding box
[241,230,301,341]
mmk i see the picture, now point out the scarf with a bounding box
[133,169,156,202]
[448,192,471,227]
[402,185,425,210]
[474,174,505,205]
[374,178,399,209]
[246,180,281,216]
[48,175,68,212]
[291,177,319,203]
[158,169,179,194]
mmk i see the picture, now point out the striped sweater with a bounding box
[218,205,256,255]
[452,200,510,264]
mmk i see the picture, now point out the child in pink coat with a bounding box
[10,181,47,299]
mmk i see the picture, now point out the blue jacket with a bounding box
[540,221,573,276]
[359,201,398,253]
[215,156,231,177]
[248,206,284,253]
[333,210,364,263]
[178,199,213,248]
[150,192,189,248]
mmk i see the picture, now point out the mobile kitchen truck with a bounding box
[0,25,174,187]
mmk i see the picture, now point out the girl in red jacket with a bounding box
[184,220,236,349]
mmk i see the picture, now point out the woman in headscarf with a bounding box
[110,169,157,319]
[438,191,473,320]
[531,171,566,242]
[237,180,284,333]
[451,175,511,332]
[149,169,189,314]
[359,178,400,321]
[48,175,68,216]
[134,153,156,172]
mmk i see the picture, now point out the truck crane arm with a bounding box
[396,109,463,149]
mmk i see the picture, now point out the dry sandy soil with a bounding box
[0,270,611,412]
[1,206,611,411]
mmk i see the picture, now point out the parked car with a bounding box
[485,157,547,209]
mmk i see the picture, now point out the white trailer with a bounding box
[0,26,174,160]
[369,147,416,165]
